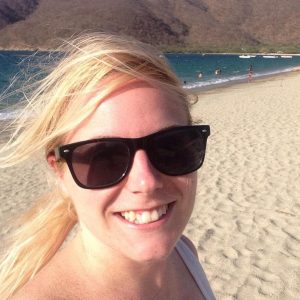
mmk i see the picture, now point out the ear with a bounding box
[47,152,70,196]
[47,152,64,178]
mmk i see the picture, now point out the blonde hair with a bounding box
[0,33,191,298]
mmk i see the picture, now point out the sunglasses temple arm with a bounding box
[54,147,61,160]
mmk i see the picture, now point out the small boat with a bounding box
[263,55,278,58]
[239,55,251,58]
[281,55,293,58]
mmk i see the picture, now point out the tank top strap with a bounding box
[176,237,216,300]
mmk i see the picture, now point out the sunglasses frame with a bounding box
[54,125,210,189]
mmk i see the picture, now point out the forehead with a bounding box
[68,81,189,142]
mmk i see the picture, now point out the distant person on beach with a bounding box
[248,64,253,82]
[0,33,215,299]
[215,68,221,76]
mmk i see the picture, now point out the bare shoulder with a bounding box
[11,280,53,300]
[180,235,199,258]
[11,251,75,300]
[11,268,66,300]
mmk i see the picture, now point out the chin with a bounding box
[124,234,179,263]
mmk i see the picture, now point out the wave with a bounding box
[183,67,297,90]
[0,108,22,121]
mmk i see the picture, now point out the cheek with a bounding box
[177,172,198,214]
[58,169,98,219]
[188,173,198,200]
[163,172,197,213]
[169,173,197,236]
[182,172,197,201]
[60,169,122,222]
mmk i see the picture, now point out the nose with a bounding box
[125,149,163,193]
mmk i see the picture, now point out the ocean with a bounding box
[166,53,300,89]
[1,51,300,120]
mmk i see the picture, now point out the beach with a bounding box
[1,72,300,299]
[186,71,300,299]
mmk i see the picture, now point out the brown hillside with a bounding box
[0,0,299,51]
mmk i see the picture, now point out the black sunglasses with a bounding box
[54,125,210,189]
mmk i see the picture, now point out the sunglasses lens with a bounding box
[148,128,206,175]
[71,141,130,188]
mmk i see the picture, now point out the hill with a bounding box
[0,0,299,52]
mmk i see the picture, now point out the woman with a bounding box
[0,33,214,299]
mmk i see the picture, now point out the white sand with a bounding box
[185,72,300,299]
[1,72,300,299]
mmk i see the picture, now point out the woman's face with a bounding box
[59,81,197,262]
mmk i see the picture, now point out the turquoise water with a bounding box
[0,51,59,107]
[166,53,300,89]
[1,51,300,119]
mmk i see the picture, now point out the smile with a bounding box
[120,204,169,224]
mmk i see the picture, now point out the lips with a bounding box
[120,204,169,224]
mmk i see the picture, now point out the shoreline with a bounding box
[1,67,300,114]
[186,67,300,94]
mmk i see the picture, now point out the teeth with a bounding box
[141,211,151,224]
[128,211,135,222]
[120,204,168,224]
[150,210,159,222]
